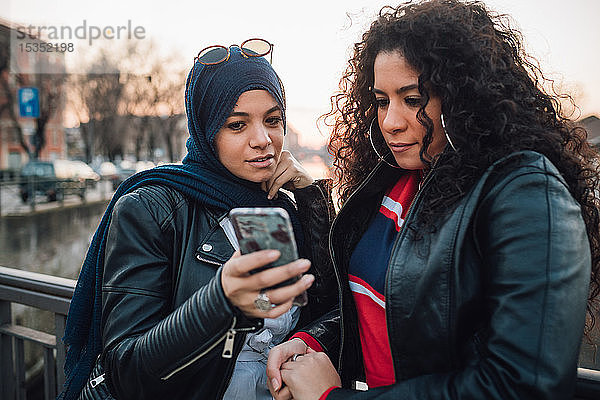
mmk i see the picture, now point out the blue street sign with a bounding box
[18,87,40,118]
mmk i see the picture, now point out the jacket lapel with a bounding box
[196,211,235,266]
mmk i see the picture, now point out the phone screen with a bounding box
[229,207,307,306]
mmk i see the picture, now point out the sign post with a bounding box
[18,87,40,118]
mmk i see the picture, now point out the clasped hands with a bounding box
[266,338,341,400]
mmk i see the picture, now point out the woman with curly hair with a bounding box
[266,1,600,399]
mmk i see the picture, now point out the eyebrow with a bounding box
[228,105,282,118]
[372,84,419,96]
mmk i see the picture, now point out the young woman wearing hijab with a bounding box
[266,1,600,399]
[58,40,336,400]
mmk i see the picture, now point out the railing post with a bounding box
[58,180,64,206]
[15,337,26,400]
[55,313,67,391]
[0,300,15,400]
[28,176,35,212]
[43,346,57,400]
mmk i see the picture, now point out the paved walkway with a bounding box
[0,180,114,217]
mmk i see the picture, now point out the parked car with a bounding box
[19,161,61,202]
[68,160,101,188]
[19,160,92,203]
[53,159,100,187]
[97,161,118,179]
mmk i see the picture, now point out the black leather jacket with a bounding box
[87,180,335,400]
[303,151,590,399]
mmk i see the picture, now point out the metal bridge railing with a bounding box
[0,266,75,400]
[0,265,599,399]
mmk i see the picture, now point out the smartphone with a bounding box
[229,207,307,307]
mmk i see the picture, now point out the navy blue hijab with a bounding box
[59,46,302,400]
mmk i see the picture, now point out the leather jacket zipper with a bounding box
[222,329,236,358]
[403,167,434,222]
[196,254,222,267]
[90,373,105,388]
[217,322,260,398]
[315,181,335,225]
[383,167,435,379]
[329,161,386,373]
[160,315,259,381]
[161,316,237,380]
[220,323,258,356]
[216,328,250,399]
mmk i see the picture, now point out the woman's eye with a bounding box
[227,121,245,131]
[405,97,422,107]
[266,116,283,126]
[375,98,389,108]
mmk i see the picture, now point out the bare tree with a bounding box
[145,61,186,162]
[68,39,186,163]
[0,25,30,158]
[29,73,65,158]
[121,72,154,160]
[68,51,124,162]
[0,70,32,159]
[157,66,186,162]
[119,41,186,162]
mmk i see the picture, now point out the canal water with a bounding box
[1,198,599,373]
[0,201,108,280]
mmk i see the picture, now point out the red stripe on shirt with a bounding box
[379,203,402,232]
[349,274,394,387]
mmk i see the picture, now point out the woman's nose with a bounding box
[249,124,272,148]
[380,105,408,134]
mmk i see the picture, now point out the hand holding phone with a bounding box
[229,207,308,307]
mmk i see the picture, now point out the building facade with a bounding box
[0,20,66,173]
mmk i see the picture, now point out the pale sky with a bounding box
[3,0,599,147]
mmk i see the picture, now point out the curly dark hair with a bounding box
[325,0,600,332]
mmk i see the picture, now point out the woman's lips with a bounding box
[246,155,274,168]
[388,143,417,153]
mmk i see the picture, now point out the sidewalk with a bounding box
[0,181,113,217]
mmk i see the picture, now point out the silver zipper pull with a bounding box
[222,329,236,358]
[90,373,105,388]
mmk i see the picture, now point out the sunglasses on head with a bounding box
[194,38,274,65]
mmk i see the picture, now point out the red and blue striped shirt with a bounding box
[291,171,421,397]
[347,171,420,388]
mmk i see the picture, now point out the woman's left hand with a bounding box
[262,150,314,199]
[280,348,341,400]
